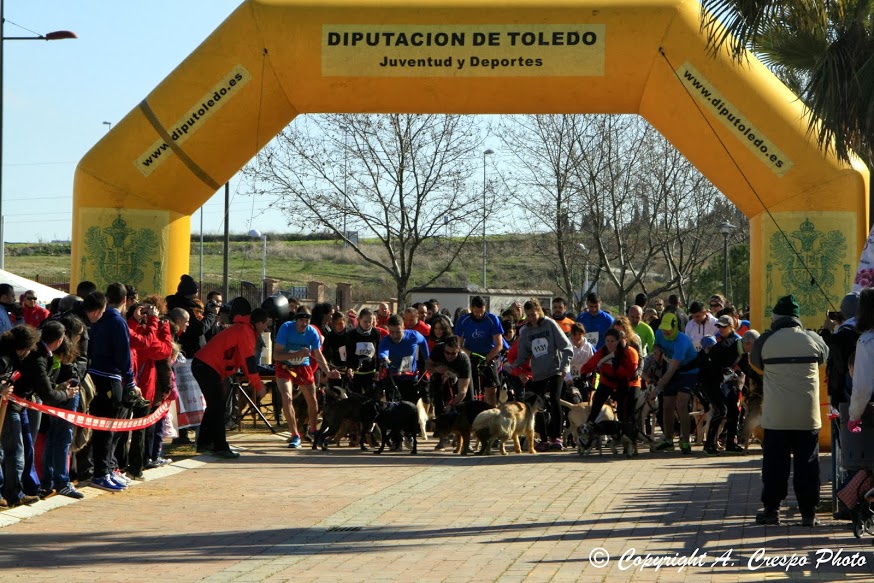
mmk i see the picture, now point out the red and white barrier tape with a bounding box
[5,394,171,432]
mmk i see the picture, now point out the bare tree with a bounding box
[244,114,486,305]
[496,115,592,307]
[496,113,742,312]
[642,141,746,303]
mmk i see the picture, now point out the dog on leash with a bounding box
[416,398,429,440]
[577,417,627,456]
[559,399,614,448]
[472,408,516,455]
[473,393,546,455]
[312,390,379,451]
[432,400,494,455]
[361,400,419,455]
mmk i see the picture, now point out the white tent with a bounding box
[0,269,68,304]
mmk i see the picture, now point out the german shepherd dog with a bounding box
[473,393,546,455]
[432,400,494,455]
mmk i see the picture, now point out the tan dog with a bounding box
[472,409,516,455]
[505,394,547,454]
[560,399,617,455]
[416,398,429,439]
[559,399,615,447]
[472,394,546,455]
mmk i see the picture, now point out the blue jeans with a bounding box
[1,408,25,502]
[41,394,79,490]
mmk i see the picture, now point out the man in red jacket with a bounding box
[191,301,270,458]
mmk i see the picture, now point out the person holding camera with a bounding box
[41,316,87,499]
[166,274,219,358]
[125,300,173,479]
[204,291,225,341]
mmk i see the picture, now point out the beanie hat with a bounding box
[840,291,860,320]
[772,294,800,318]
[700,335,717,349]
[177,274,198,296]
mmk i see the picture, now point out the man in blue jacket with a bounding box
[576,292,614,351]
[378,314,429,403]
[87,282,137,492]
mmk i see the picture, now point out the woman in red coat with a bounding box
[580,328,639,432]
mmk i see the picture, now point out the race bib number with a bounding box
[337,346,347,362]
[532,337,549,359]
[288,355,307,366]
[398,355,414,373]
[586,332,599,346]
[355,342,375,357]
[570,366,581,377]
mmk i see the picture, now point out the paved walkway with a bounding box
[0,433,871,582]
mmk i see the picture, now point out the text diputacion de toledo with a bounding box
[321,25,606,77]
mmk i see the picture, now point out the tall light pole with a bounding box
[0,3,76,268]
[482,148,494,289]
[102,121,112,132]
[577,243,589,306]
[719,221,734,299]
[248,228,267,302]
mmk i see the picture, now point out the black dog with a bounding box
[432,401,494,455]
[361,400,419,455]
[313,391,377,451]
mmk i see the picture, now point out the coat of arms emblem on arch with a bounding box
[766,217,849,317]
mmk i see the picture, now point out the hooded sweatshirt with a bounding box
[512,316,573,382]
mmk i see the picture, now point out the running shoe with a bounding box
[680,440,692,454]
[654,439,675,452]
[549,439,564,451]
[287,435,302,449]
[90,475,125,492]
[56,484,85,499]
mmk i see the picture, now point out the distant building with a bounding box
[409,285,555,318]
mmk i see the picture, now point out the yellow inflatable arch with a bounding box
[74,0,868,331]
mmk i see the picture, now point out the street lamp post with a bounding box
[719,221,734,298]
[102,121,112,132]
[482,148,494,289]
[577,243,589,305]
[0,2,76,269]
[248,229,267,302]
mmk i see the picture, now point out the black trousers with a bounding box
[701,380,726,447]
[761,428,820,515]
[127,402,152,475]
[529,375,564,442]
[192,359,230,453]
[89,375,123,478]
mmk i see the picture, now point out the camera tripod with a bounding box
[225,375,278,433]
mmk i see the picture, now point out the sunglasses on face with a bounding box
[710,303,722,308]
[25,296,36,301]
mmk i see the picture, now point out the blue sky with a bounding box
[3,0,273,243]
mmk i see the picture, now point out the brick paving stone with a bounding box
[0,434,871,581]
